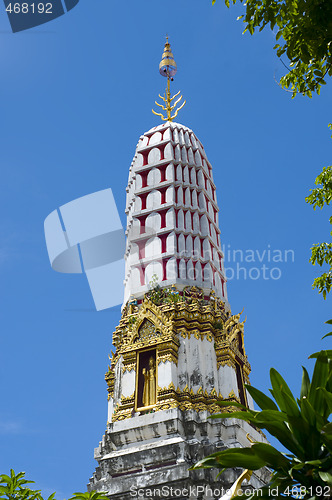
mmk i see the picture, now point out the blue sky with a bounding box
[0,0,331,497]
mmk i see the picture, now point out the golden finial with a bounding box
[152,37,186,122]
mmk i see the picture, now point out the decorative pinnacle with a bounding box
[152,37,186,122]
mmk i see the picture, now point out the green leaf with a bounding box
[299,397,316,427]
[308,352,329,414]
[270,368,297,412]
[210,447,267,470]
[310,350,332,359]
[300,366,310,399]
[246,385,279,411]
[317,387,332,413]
[216,400,247,410]
[190,456,224,470]
[251,443,289,470]
[318,471,332,486]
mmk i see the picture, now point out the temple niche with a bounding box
[88,40,270,499]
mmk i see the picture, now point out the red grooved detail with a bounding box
[200,238,204,259]
[192,260,197,280]
[162,257,171,281]
[159,144,166,161]
[136,239,148,260]
[212,267,216,286]
[191,212,194,230]
[158,208,169,229]
[157,164,167,182]
[212,188,216,201]
[159,232,170,254]
[213,208,217,223]
[136,264,146,286]
[210,241,214,260]
[141,151,149,166]
[138,192,148,210]
[204,174,208,191]
[174,208,179,228]
[184,211,189,231]
[174,186,179,205]
[139,171,149,188]
[158,186,168,204]
[208,221,212,237]
[176,233,179,253]
[136,214,148,234]
[205,194,209,210]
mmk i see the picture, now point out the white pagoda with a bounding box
[88,39,269,499]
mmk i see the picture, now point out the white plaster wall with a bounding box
[122,369,136,398]
[147,190,160,210]
[145,236,161,259]
[177,337,220,394]
[157,360,176,389]
[147,167,160,186]
[145,261,163,284]
[166,163,174,181]
[148,147,161,164]
[149,131,162,145]
[218,365,239,398]
[166,257,177,280]
[164,142,173,160]
[107,397,114,423]
[246,389,255,410]
[165,208,175,228]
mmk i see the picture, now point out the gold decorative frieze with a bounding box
[122,362,136,374]
[107,286,252,420]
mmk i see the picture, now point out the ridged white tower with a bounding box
[124,120,228,307]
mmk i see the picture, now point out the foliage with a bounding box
[0,471,108,500]
[306,160,332,299]
[0,471,54,500]
[147,274,181,305]
[212,0,332,97]
[192,351,332,499]
[69,492,108,500]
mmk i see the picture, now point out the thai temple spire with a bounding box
[88,40,269,498]
[124,36,227,308]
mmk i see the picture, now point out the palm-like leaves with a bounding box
[192,350,332,499]
[0,471,107,500]
[0,470,54,500]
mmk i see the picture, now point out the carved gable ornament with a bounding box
[129,298,172,348]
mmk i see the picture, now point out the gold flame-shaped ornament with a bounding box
[152,36,186,122]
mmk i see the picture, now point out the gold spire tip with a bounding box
[152,37,186,122]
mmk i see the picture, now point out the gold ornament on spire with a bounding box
[152,36,186,122]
